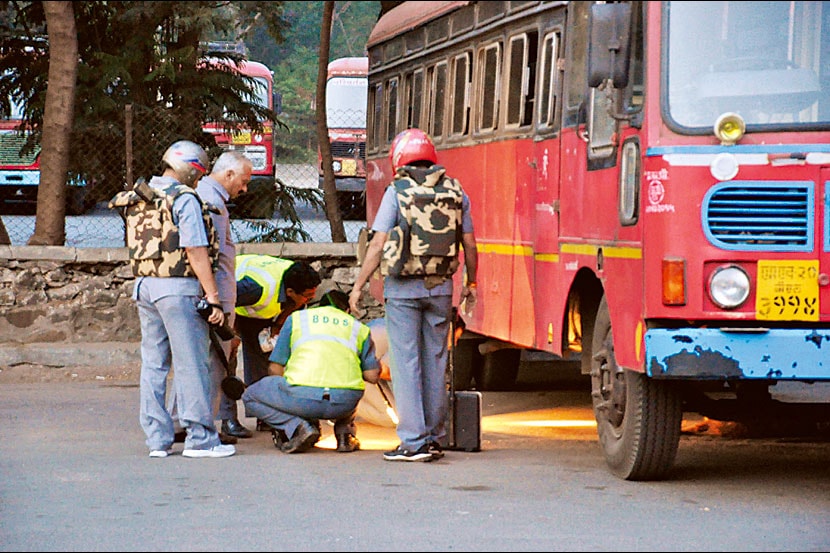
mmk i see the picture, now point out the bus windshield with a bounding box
[247,76,270,112]
[326,76,367,129]
[666,1,830,129]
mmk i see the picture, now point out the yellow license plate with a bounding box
[232,132,251,145]
[755,260,819,321]
[341,159,357,176]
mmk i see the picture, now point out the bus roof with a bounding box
[203,57,272,78]
[367,1,469,48]
[327,57,368,79]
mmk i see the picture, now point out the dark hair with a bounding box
[318,289,350,312]
[283,261,321,294]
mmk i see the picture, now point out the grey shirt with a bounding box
[196,175,236,313]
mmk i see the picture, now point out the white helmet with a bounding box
[162,140,209,187]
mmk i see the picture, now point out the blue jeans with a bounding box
[136,285,220,451]
[384,295,452,450]
[242,376,363,439]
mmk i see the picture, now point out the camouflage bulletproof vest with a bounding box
[108,181,219,277]
[381,166,463,279]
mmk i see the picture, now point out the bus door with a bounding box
[531,22,566,354]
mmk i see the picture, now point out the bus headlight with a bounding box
[332,160,342,172]
[708,264,750,309]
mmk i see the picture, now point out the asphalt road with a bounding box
[1,362,828,552]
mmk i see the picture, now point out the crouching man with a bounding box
[231,289,380,453]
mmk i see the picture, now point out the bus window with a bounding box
[404,68,425,129]
[506,30,539,128]
[476,42,502,132]
[369,82,383,152]
[385,76,399,145]
[538,31,561,129]
[430,61,449,140]
[411,69,424,128]
[564,0,589,127]
[450,52,471,137]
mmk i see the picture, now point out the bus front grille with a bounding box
[702,182,813,252]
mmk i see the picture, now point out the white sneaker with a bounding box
[149,448,172,458]
[182,444,236,458]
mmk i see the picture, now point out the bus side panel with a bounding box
[558,126,647,371]
[441,143,512,343]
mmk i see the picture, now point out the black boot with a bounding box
[336,433,360,453]
[221,418,253,439]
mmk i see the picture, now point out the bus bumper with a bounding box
[645,328,830,380]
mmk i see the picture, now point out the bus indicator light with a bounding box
[662,258,686,306]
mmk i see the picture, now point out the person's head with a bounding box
[162,140,210,187]
[283,261,322,309]
[318,289,350,313]
[389,128,437,171]
[210,151,252,200]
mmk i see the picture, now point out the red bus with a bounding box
[202,56,279,218]
[319,56,368,220]
[365,1,830,479]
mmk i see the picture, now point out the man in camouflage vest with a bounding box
[109,140,234,459]
[349,128,478,462]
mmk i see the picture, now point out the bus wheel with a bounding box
[475,348,520,391]
[590,296,682,480]
[452,338,483,391]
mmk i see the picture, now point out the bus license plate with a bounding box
[232,132,251,145]
[755,259,819,321]
[341,159,357,176]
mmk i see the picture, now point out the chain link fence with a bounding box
[0,105,368,246]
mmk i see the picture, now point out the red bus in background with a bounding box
[319,56,368,220]
[0,96,88,215]
[0,98,39,213]
[365,1,830,480]
[202,55,279,218]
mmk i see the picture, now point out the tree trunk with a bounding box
[28,1,78,246]
[316,0,347,243]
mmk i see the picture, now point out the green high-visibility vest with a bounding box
[234,254,294,320]
[284,306,370,391]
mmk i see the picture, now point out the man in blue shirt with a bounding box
[349,129,478,462]
[228,290,381,453]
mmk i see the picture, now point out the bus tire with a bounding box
[475,348,520,391]
[591,296,682,480]
[452,338,483,391]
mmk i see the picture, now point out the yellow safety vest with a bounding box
[234,254,294,320]
[283,306,370,391]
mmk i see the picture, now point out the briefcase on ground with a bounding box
[442,389,482,452]
[440,309,482,452]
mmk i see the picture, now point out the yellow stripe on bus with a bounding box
[477,242,641,261]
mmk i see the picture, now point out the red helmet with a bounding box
[389,128,437,171]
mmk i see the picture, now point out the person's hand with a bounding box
[208,305,225,327]
[349,288,363,317]
[460,283,478,316]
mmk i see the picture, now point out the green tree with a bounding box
[249,1,380,161]
[0,1,300,244]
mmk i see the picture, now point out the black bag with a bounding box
[440,309,482,452]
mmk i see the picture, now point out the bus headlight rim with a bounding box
[708,264,750,309]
